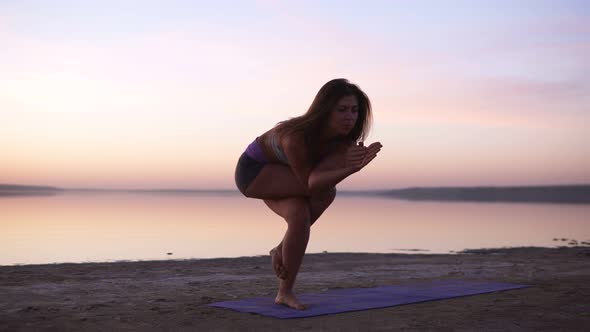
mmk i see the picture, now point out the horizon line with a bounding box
[2,183,590,192]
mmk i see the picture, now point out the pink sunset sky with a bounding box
[1,0,588,190]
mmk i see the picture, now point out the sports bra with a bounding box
[269,131,290,165]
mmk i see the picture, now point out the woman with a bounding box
[234,78,382,310]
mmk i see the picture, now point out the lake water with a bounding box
[1,192,589,266]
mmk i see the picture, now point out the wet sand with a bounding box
[1,246,589,331]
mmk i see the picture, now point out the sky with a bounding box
[1,0,589,190]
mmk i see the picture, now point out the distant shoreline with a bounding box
[1,183,589,203]
[0,184,64,197]
[372,185,590,204]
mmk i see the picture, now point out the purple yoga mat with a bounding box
[208,279,529,319]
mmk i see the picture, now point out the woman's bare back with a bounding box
[258,128,348,166]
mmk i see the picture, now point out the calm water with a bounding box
[1,192,589,266]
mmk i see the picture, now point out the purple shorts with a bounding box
[235,137,267,195]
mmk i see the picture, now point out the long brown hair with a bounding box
[275,78,373,152]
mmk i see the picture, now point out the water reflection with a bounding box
[1,193,589,265]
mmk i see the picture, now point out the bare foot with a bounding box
[270,247,288,279]
[275,291,306,310]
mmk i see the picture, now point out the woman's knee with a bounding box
[284,198,311,227]
[327,187,336,202]
[312,187,336,204]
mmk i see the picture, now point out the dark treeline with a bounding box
[374,185,590,204]
[0,184,64,196]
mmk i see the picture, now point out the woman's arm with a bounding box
[283,133,382,196]
[281,133,316,196]
[284,136,382,195]
[282,133,350,196]
[308,141,383,194]
[308,167,356,194]
[306,142,354,193]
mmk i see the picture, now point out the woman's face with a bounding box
[326,95,359,137]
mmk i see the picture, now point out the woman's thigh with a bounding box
[245,164,308,199]
[244,148,344,200]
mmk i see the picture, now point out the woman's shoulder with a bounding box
[279,129,306,149]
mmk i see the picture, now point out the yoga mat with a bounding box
[208,279,529,319]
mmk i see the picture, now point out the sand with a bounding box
[1,246,589,331]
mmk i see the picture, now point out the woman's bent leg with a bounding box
[262,197,311,310]
[245,164,309,199]
[266,187,336,280]
[244,145,345,200]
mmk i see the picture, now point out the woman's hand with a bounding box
[345,141,383,173]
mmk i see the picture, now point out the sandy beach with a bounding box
[1,246,589,331]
